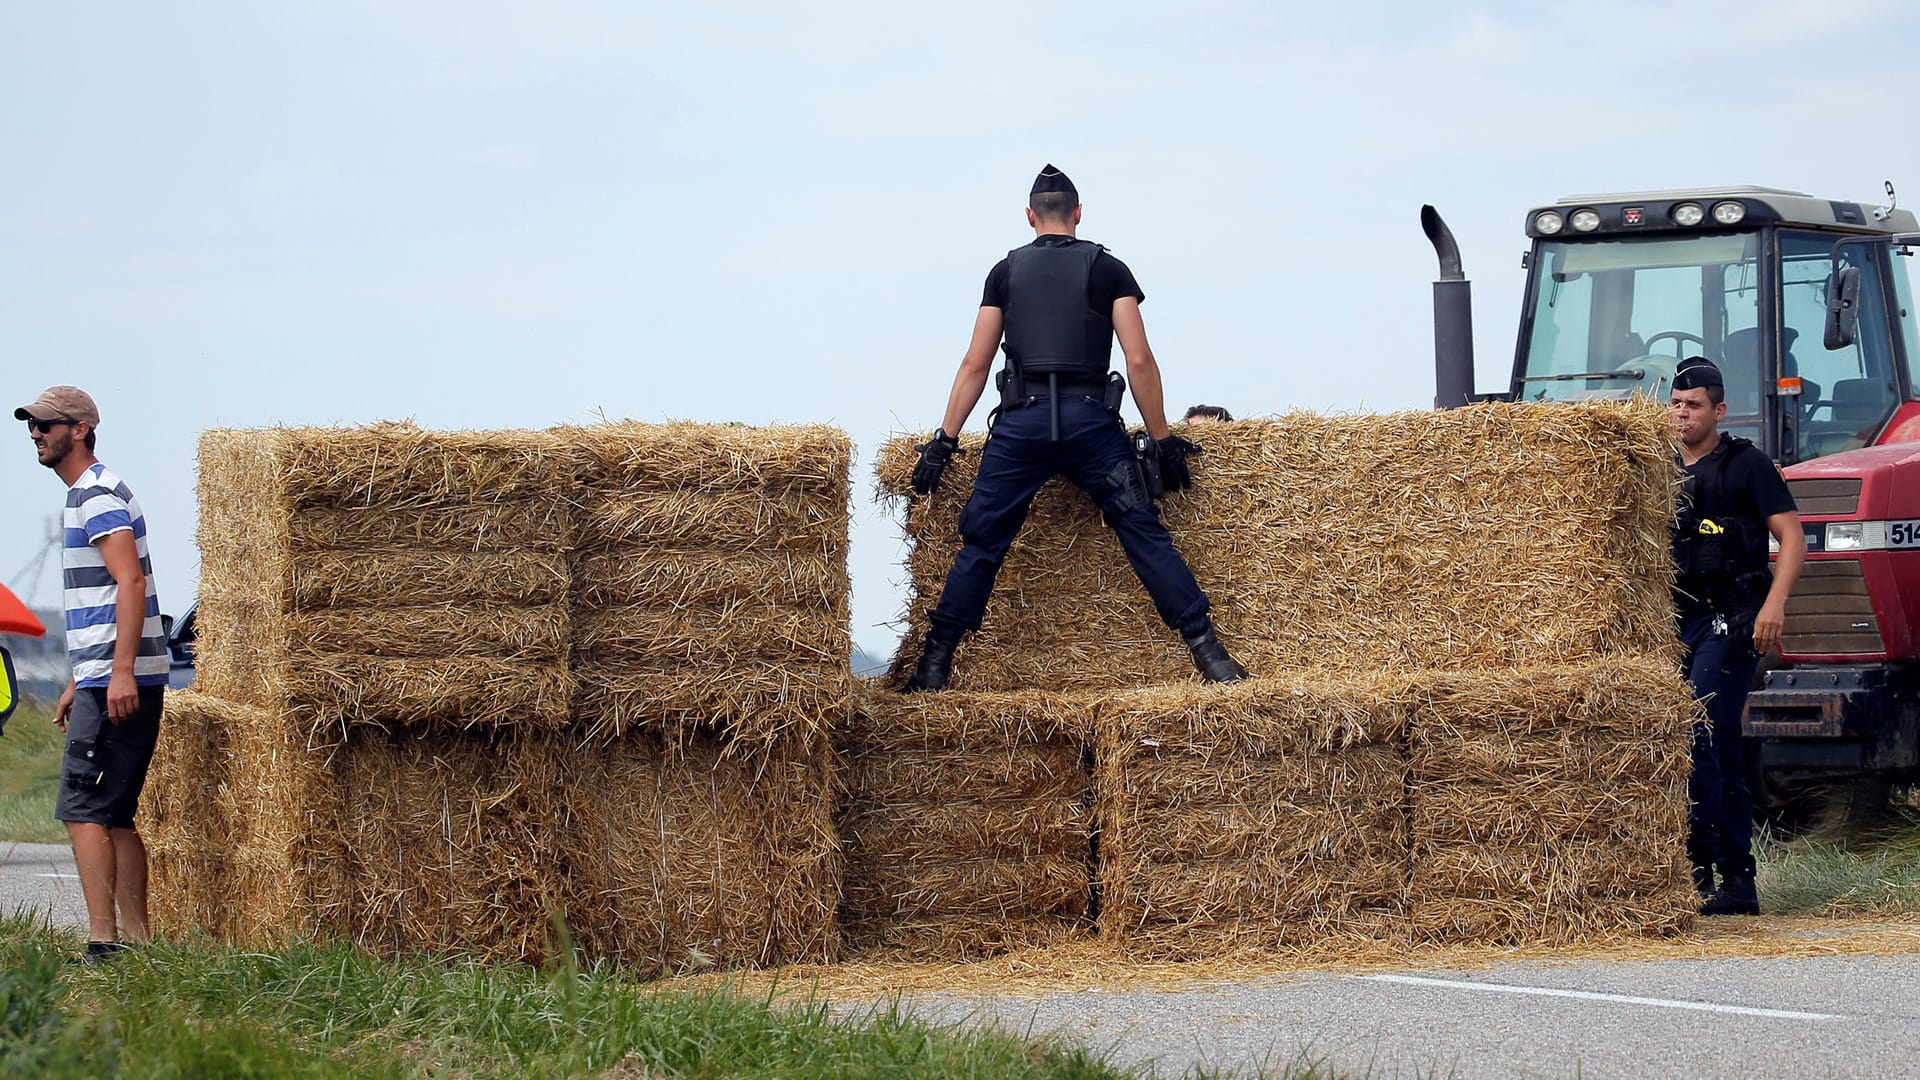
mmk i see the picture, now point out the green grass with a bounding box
[0,700,65,843]
[0,914,1150,1079]
[1758,787,1920,916]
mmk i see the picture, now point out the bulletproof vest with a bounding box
[1673,434,1772,612]
[1002,239,1111,380]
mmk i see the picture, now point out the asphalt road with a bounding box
[0,841,88,931]
[904,952,1920,1078]
[6,844,1915,1077]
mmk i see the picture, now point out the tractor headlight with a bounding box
[1535,211,1565,235]
[1712,200,1747,225]
[1570,209,1601,233]
[1672,203,1705,226]
[1826,522,1866,550]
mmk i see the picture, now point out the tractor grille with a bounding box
[1786,477,1862,517]
[1782,559,1883,655]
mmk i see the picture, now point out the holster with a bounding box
[1132,430,1165,500]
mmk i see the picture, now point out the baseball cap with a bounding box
[14,386,100,426]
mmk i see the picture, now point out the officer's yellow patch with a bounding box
[1697,518,1725,535]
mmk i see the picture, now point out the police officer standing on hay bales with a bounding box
[902,164,1249,692]
[17,386,168,961]
[1670,357,1804,916]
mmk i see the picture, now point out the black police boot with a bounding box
[903,631,959,694]
[1184,626,1249,683]
[1692,865,1716,900]
[1700,873,1759,916]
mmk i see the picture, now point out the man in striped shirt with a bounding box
[18,385,166,960]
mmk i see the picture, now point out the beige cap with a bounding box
[14,386,100,427]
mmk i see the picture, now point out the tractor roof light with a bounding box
[1673,202,1705,226]
[1711,200,1747,225]
[1535,211,1565,235]
[1570,209,1601,233]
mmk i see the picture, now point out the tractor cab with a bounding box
[1508,186,1920,465]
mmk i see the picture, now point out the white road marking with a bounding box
[33,873,79,880]
[1359,974,1843,1021]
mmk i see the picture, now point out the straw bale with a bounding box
[572,604,840,665]
[563,733,842,977]
[141,689,236,938]
[196,426,576,728]
[876,402,1679,691]
[1406,658,1698,945]
[1094,676,1411,959]
[553,421,852,494]
[840,688,1095,960]
[310,727,573,964]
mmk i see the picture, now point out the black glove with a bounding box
[1157,435,1201,492]
[911,429,962,495]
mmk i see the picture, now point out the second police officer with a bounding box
[903,164,1248,692]
[1670,356,1805,916]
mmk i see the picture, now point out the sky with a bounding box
[4,0,1919,660]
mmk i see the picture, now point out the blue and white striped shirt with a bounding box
[63,463,169,688]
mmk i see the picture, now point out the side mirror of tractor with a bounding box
[1825,266,1863,350]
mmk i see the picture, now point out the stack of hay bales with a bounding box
[838,689,1095,960]
[867,402,1694,957]
[154,422,849,974]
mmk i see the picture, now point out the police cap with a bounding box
[1031,163,1077,199]
[1673,356,1723,391]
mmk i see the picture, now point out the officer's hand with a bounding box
[1157,435,1202,493]
[911,429,962,496]
[1753,597,1787,655]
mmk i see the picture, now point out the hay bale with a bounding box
[563,733,842,977]
[1406,658,1698,944]
[313,728,573,964]
[839,687,1095,960]
[876,402,1678,691]
[141,689,235,938]
[560,422,853,751]
[194,425,574,731]
[1093,675,1410,959]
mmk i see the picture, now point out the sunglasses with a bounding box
[25,418,74,435]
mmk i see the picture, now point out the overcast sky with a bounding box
[5,0,1918,659]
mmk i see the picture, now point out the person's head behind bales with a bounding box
[1028,163,1080,228]
[1183,405,1233,424]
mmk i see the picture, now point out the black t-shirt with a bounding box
[1676,433,1796,592]
[980,236,1145,315]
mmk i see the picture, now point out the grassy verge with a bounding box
[0,699,65,843]
[1759,787,1920,915]
[0,914,1142,1079]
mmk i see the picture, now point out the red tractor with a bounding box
[1424,184,1920,818]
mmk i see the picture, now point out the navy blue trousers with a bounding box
[927,395,1211,642]
[1680,613,1760,880]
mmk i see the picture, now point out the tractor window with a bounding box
[1781,231,1899,458]
[1892,248,1920,402]
[1520,234,1762,443]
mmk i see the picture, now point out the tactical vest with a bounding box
[1673,434,1772,616]
[1002,239,1111,381]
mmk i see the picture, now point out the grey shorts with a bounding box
[55,685,164,829]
